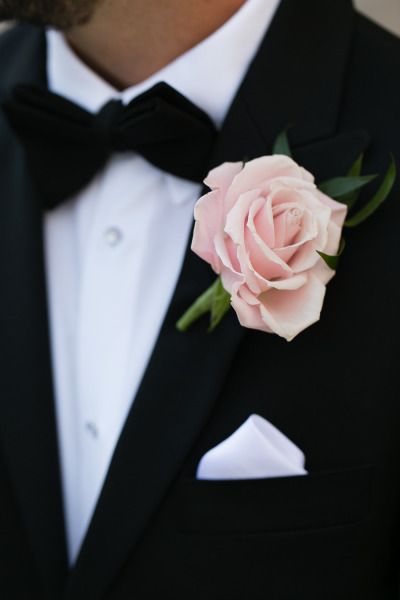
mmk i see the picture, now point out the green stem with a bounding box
[209,278,232,332]
[176,280,218,332]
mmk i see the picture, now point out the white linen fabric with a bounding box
[44,0,281,564]
[197,414,307,480]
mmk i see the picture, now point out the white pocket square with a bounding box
[196,414,307,480]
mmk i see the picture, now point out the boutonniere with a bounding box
[177,132,396,341]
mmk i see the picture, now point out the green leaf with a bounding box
[272,129,292,158]
[345,155,397,228]
[342,153,364,210]
[317,238,346,270]
[209,278,231,332]
[176,281,216,332]
[318,174,377,201]
[347,153,364,177]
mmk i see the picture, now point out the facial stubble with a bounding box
[0,0,100,29]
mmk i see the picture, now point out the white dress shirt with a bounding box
[44,0,281,564]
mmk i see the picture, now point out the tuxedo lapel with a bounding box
[212,0,355,158]
[0,28,68,599]
[64,2,369,599]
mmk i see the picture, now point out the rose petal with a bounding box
[251,196,275,248]
[231,283,273,333]
[225,236,241,272]
[225,156,307,211]
[289,239,320,273]
[244,225,292,282]
[268,177,317,200]
[192,190,225,272]
[273,206,303,248]
[258,272,327,341]
[225,189,262,246]
[262,272,308,291]
[323,219,343,256]
[220,268,244,295]
[311,258,336,286]
[204,161,243,194]
[317,191,348,228]
[239,241,308,292]
[274,247,297,265]
[214,231,242,282]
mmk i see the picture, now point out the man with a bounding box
[0,0,399,598]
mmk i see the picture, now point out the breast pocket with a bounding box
[177,465,373,534]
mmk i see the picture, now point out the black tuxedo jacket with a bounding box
[0,1,399,598]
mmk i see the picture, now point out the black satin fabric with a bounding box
[2,82,217,208]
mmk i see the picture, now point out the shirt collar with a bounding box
[47,0,281,128]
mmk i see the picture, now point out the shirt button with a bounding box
[85,421,99,439]
[104,227,123,247]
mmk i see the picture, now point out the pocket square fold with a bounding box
[196,414,307,480]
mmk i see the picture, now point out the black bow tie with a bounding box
[2,82,217,210]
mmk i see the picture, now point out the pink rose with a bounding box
[192,155,347,341]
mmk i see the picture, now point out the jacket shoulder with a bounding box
[354,12,400,68]
[0,24,45,94]
[341,14,400,225]
[0,23,38,59]
[341,13,400,148]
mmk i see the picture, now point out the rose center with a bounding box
[287,207,303,226]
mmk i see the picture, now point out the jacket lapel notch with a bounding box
[238,0,355,151]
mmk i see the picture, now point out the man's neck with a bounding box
[65,0,246,90]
